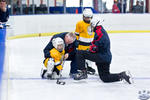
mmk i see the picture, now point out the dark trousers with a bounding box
[76,50,121,83]
[66,54,78,74]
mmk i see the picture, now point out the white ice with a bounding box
[1,33,150,100]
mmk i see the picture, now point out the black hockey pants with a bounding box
[76,50,121,83]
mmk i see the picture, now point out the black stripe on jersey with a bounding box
[78,40,91,46]
[75,34,79,36]
[54,63,61,67]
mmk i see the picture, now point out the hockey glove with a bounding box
[89,45,98,53]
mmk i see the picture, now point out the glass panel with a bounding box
[66,0,80,7]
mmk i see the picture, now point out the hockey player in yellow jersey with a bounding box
[41,32,77,79]
[41,37,67,79]
[75,8,96,75]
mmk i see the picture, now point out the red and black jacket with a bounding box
[90,26,112,64]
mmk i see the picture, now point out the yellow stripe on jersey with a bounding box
[44,58,49,68]
[56,65,63,71]
[78,45,90,50]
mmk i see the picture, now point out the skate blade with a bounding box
[87,71,95,75]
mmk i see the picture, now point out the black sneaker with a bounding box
[120,71,133,84]
[87,66,95,75]
[74,70,88,80]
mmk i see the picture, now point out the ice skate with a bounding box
[120,71,133,84]
[87,66,95,75]
[74,70,88,80]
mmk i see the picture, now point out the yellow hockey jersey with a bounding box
[75,20,95,50]
[44,48,65,71]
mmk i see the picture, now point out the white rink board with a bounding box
[8,14,150,36]
[1,33,150,100]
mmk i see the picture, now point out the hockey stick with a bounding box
[56,58,66,85]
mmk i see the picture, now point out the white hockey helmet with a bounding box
[52,37,64,51]
[91,18,102,28]
[83,8,93,18]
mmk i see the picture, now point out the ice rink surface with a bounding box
[1,33,150,100]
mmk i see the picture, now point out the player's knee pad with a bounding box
[47,58,55,74]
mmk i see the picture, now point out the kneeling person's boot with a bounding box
[119,71,133,84]
[74,70,88,80]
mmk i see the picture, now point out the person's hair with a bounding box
[66,32,76,41]
[0,0,6,2]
